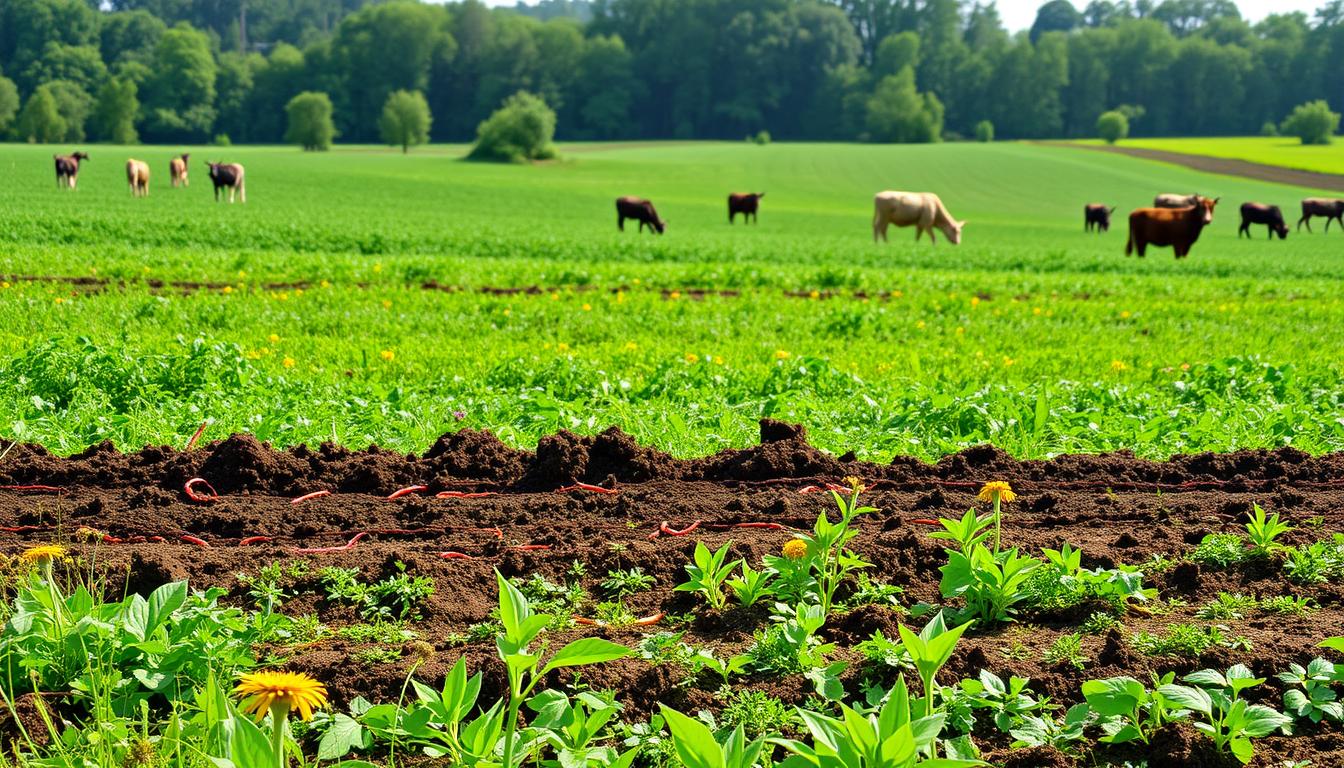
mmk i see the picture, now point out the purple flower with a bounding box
[453,410,466,420]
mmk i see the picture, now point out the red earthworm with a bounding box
[634,612,665,626]
[910,518,943,526]
[438,551,475,560]
[291,490,331,505]
[649,520,701,539]
[149,536,165,543]
[555,482,619,495]
[0,485,64,493]
[511,544,551,551]
[184,478,218,503]
[185,421,208,451]
[102,534,124,544]
[180,535,211,548]
[240,536,273,546]
[731,522,787,530]
[291,532,368,554]
[436,491,497,498]
[478,526,503,538]
[0,525,47,532]
[825,482,850,492]
[797,485,824,494]
[386,485,427,500]
[573,615,606,626]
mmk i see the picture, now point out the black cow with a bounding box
[1297,198,1344,233]
[207,162,246,203]
[728,192,764,224]
[1084,203,1116,233]
[54,151,89,189]
[1238,203,1288,239]
[616,196,665,234]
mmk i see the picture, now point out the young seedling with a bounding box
[674,541,741,610]
[1245,504,1291,557]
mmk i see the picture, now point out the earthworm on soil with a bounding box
[0,485,64,493]
[180,535,211,548]
[149,536,164,542]
[573,616,605,626]
[183,478,218,502]
[386,485,428,500]
[239,536,273,546]
[725,522,787,530]
[510,544,552,551]
[910,518,943,526]
[0,525,49,532]
[649,520,701,538]
[555,482,619,495]
[291,531,368,554]
[185,421,208,451]
[291,490,331,505]
[436,491,498,498]
[438,551,475,559]
[634,612,665,625]
[102,534,123,544]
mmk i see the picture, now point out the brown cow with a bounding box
[873,191,965,244]
[728,192,764,224]
[1126,196,1217,258]
[616,196,665,234]
[170,154,190,187]
[1084,204,1116,233]
[54,152,89,189]
[207,162,246,203]
[1238,203,1287,240]
[1297,198,1344,233]
[126,159,150,197]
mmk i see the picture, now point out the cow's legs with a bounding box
[617,215,625,231]
[1298,215,1311,233]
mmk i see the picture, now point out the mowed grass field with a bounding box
[1078,136,1344,176]
[0,141,1341,459]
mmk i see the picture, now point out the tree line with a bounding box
[1,0,1342,146]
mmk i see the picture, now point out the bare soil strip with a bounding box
[3,422,1342,766]
[1048,141,1344,193]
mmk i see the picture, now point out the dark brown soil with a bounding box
[1046,142,1344,194]
[2,421,1342,767]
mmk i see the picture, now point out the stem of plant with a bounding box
[992,493,1002,556]
[388,658,425,768]
[269,702,289,768]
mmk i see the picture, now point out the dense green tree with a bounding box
[285,90,335,149]
[1097,109,1129,142]
[469,90,556,161]
[1031,0,1084,41]
[0,0,99,91]
[378,89,432,152]
[865,66,942,142]
[100,11,166,70]
[975,119,994,141]
[92,77,139,143]
[0,74,18,134]
[45,80,93,141]
[1280,99,1340,143]
[244,43,304,143]
[17,85,66,143]
[141,24,217,142]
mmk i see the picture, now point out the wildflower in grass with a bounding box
[1003,356,1015,367]
[582,303,592,311]
[624,342,638,351]
[684,353,698,363]
[616,291,626,304]
[75,527,103,541]
[409,640,436,663]
[373,263,383,273]
[970,296,980,308]
[283,357,295,368]
[557,343,571,352]
[1120,310,1131,319]
[809,290,820,299]
[669,290,681,299]
[713,356,723,365]
[782,539,809,559]
[277,292,289,301]
[380,350,395,361]
[222,285,233,294]
[916,320,926,329]
[381,300,392,309]
[1,281,10,289]
[978,481,1016,555]
[268,334,280,344]
[845,475,865,493]
[1032,307,1042,315]
[453,410,466,420]
[1181,363,1191,371]
[20,545,67,566]
[1111,360,1128,372]
[320,280,331,288]
[54,297,64,304]
[775,350,791,360]
[235,671,329,722]
[955,326,965,335]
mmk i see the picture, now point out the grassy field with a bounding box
[1078,136,1344,176]
[1,141,1341,459]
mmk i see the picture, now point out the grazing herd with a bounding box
[1082,193,1344,258]
[52,151,245,203]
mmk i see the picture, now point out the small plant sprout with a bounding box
[234,670,330,767]
[1245,504,1291,556]
[675,540,741,610]
[978,480,1016,555]
[786,475,876,616]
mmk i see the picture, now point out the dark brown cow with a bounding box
[728,192,764,224]
[1238,203,1288,240]
[1084,203,1116,233]
[170,154,190,187]
[1297,198,1344,233]
[1125,196,1217,259]
[616,196,665,234]
[207,162,246,203]
[54,152,89,189]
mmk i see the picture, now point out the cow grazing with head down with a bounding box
[873,191,965,245]
[616,196,666,234]
[170,154,190,187]
[1126,196,1217,258]
[1297,198,1344,233]
[728,192,764,224]
[207,162,246,203]
[1238,203,1287,240]
[1085,204,1116,233]
[54,152,89,189]
[126,159,150,197]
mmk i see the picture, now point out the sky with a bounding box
[482,0,1326,33]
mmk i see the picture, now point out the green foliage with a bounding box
[1282,535,1344,585]
[721,689,797,740]
[676,541,741,610]
[897,611,973,719]
[601,567,655,598]
[1244,505,1290,556]
[660,705,765,768]
[285,91,336,151]
[1280,100,1340,145]
[939,544,1041,625]
[727,562,775,607]
[1160,665,1293,763]
[752,130,771,145]
[1191,533,1249,568]
[1082,673,1183,745]
[1043,632,1089,669]
[974,120,994,142]
[469,91,558,163]
[1195,592,1259,621]
[1277,658,1344,724]
[1096,110,1129,144]
[1130,623,1247,657]
[0,74,20,133]
[141,23,216,142]
[17,85,66,142]
[92,77,139,143]
[865,67,942,143]
[956,669,1053,733]
[318,564,435,621]
[378,89,431,153]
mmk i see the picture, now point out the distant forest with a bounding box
[0,0,1342,144]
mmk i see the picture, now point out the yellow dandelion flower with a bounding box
[616,291,626,304]
[380,349,395,361]
[222,285,233,294]
[624,342,638,352]
[551,292,560,301]
[916,320,926,330]
[1,281,11,289]
[503,308,512,316]
[1032,307,1042,316]
[234,671,329,722]
[582,303,592,311]
[713,355,723,365]
[775,350,791,360]
[955,326,965,335]
[238,270,247,278]
[320,280,331,289]
[782,539,809,560]
[20,545,67,565]
[684,353,698,363]
[1180,363,1191,371]
[1002,356,1015,367]
[970,296,980,308]
[76,526,104,541]
[633,278,642,285]
[891,289,903,298]
[1120,310,1131,319]
[809,290,820,299]
[557,342,571,352]
[268,334,280,344]
[372,263,383,273]
[381,300,392,309]
[977,481,1016,503]
[669,291,682,300]
[844,475,865,493]
[54,297,64,304]
[1111,360,1128,372]
[283,357,295,368]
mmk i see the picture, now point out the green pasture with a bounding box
[1079,136,1344,176]
[0,141,1340,459]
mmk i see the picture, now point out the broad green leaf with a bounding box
[1158,684,1212,715]
[659,705,723,768]
[317,713,368,760]
[541,637,631,675]
[146,581,188,635]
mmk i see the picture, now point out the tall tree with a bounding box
[92,77,139,143]
[141,23,217,141]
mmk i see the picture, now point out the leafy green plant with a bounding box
[748,603,834,677]
[1008,704,1092,752]
[1282,536,1344,585]
[1130,623,1248,657]
[1159,665,1293,764]
[1245,505,1291,556]
[1043,633,1089,670]
[676,541,742,610]
[928,509,993,559]
[1191,532,1250,568]
[1259,595,1314,615]
[957,670,1052,732]
[721,689,798,740]
[601,567,655,598]
[897,611,973,719]
[1196,592,1259,621]
[529,689,635,768]
[659,704,765,768]
[844,573,905,609]
[1081,611,1121,634]
[939,544,1041,624]
[1081,673,1184,745]
[764,479,874,617]
[1278,658,1343,724]
[727,563,775,607]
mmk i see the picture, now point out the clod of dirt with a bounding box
[759,419,806,443]
[198,434,310,495]
[998,746,1074,768]
[1148,723,1240,768]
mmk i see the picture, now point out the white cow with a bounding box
[873,191,965,245]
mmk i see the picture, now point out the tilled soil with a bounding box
[3,421,1342,767]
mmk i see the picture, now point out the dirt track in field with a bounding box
[1049,141,1344,194]
[3,421,1343,766]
